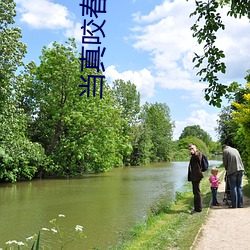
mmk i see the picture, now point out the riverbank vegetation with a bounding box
[111,169,224,249]
[112,170,250,250]
[0,1,249,183]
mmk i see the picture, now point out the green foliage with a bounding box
[31,231,40,250]
[216,106,240,147]
[209,141,222,154]
[0,0,48,182]
[178,136,209,156]
[112,79,141,166]
[23,39,127,175]
[140,102,174,162]
[0,0,181,181]
[112,79,140,123]
[129,123,153,165]
[230,76,250,176]
[215,71,250,177]
[0,0,27,108]
[179,125,212,146]
[189,0,250,107]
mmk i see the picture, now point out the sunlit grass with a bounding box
[111,174,217,250]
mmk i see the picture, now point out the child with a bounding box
[209,168,220,206]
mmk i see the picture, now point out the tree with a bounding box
[230,76,250,176]
[112,79,140,124]
[178,136,209,156]
[190,0,250,107]
[179,125,212,146]
[216,72,250,151]
[140,102,174,162]
[24,39,127,175]
[0,0,49,183]
[129,121,153,166]
[112,79,140,165]
[0,0,27,109]
[216,106,240,147]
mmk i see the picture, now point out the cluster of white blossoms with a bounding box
[2,214,85,248]
[5,240,25,246]
[75,225,84,231]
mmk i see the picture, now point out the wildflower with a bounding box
[26,236,34,241]
[42,228,50,231]
[5,240,25,246]
[75,225,83,232]
[17,242,25,246]
[58,214,65,217]
[51,228,58,233]
[6,240,17,245]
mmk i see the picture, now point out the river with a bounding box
[0,160,221,249]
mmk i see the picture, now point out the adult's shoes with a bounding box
[190,210,202,215]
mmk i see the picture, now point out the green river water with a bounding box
[0,160,221,249]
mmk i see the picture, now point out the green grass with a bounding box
[111,171,225,250]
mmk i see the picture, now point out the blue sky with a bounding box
[14,0,250,141]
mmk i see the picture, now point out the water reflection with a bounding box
[0,160,221,249]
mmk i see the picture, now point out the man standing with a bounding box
[188,143,204,214]
[222,144,244,208]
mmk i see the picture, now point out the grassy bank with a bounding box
[111,169,225,250]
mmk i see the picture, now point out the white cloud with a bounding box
[16,0,73,29]
[130,0,207,98]
[130,0,250,94]
[132,1,176,23]
[173,110,219,141]
[64,22,83,44]
[104,65,156,102]
[214,7,250,81]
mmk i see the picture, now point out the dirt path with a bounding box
[192,174,250,250]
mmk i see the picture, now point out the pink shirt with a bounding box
[209,175,219,188]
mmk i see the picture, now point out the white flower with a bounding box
[42,227,50,231]
[51,228,58,233]
[75,225,83,232]
[6,241,13,245]
[17,242,25,246]
[6,240,17,245]
[58,214,65,217]
[26,236,34,241]
[5,240,24,246]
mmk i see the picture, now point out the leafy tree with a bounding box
[112,79,140,124]
[190,0,250,107]
[209,141,222,155]
[179,125,212,146]
[231,79,250,176]
[178,136,209,156]
[129,122,153,166]
[0,0,48,182]
[216,106,239,147]
[140,102,174,162]
[0,0,27,109]
[112,79,140,165]
[216,72,250,152]
[24,39,126,175]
